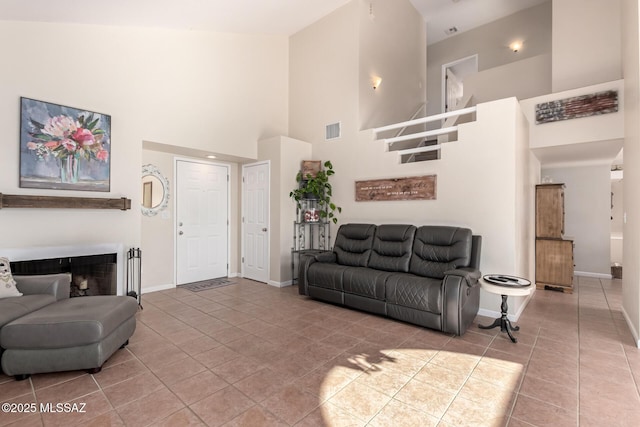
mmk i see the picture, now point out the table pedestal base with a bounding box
[479,294,520,343]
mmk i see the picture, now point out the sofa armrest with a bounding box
[298,251,336,295]
[444,268,481,287]
[314,252,337,263]
[441,268,481,335]
[14,273,71,301]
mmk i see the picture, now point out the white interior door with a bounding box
[176,160,228,285]
[445,68,463,112]
[242,162,269,283]
[441,54,478,114]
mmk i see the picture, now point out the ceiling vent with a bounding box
[325,122,341,140]
[444,26,458,35]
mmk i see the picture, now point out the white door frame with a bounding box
[241,160,270,283]
[173,157,231,286]
[441,54,478,113]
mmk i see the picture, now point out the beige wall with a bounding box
[516,103,536,289]
[553,0,622,92]
[289,0,426,144]
[520,80,625,150]
[464,54,552,104]
[426,1,552,116]
[542,165,613,277]
[141,150,175,289]
[0,21,287,290]
[622,0,640,347]
[258,136,312,285]
[358,0,426,129]
[289,1,360,144]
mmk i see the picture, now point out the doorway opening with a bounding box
[441,54,478,113]
[611,163,623,278]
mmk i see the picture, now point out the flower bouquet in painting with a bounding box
[20,97,111,191]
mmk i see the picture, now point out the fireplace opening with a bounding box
[10,253,117,297]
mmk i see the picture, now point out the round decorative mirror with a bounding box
[141,164,169,216]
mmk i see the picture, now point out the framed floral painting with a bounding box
[19,97,111,191]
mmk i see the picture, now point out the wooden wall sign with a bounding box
[355,175,436,201]
[0,194,131,210]
[535,90,618,124]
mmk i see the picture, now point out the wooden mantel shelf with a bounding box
[0,193,131,210]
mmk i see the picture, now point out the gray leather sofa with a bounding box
[0,273,137,380]
[298,224,482,335]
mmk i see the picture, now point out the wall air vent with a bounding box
[325,122,341,140]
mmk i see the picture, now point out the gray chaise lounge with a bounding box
[0,273,137,380]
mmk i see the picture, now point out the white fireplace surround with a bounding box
[1,243,125,296]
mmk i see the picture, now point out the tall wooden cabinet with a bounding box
[535,184,574,293]
[536,185,565,238]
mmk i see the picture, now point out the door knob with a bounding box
[178,231,184,235]
[179,222,183,227]
[262,228,268,232]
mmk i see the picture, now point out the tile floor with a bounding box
[1,276,640,426]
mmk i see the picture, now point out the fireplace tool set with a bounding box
[126,247,143,309]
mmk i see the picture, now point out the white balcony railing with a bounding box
[373,98,476,161]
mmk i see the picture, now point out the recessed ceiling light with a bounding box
[206,155,216,159]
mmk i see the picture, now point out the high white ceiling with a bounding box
[411,0,549,45]
[3,0,613,166]
[0,0,547,39]
[0,0,352,35]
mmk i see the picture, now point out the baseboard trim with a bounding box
[267,280,292,288]
[478,291,534,323]
[574,271,613,279]
[142,283,175,294]
[237,274,291,288]
[622,306,640,348]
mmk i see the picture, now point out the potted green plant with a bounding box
[290,160,342,224]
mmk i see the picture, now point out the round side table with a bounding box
[478,275,532,343]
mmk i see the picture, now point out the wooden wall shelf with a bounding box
[0,193,131,211]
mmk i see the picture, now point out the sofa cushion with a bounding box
[307,263,348,291]
[0,295,57,331]
[385,273,443,314]
[15,273,71,301]
[368,225,416,273]
[409,226,473,279]
[333,224,376,267]
[342,267,390,299]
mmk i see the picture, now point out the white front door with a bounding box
[176,160,228,285]
[242,162,269,283]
